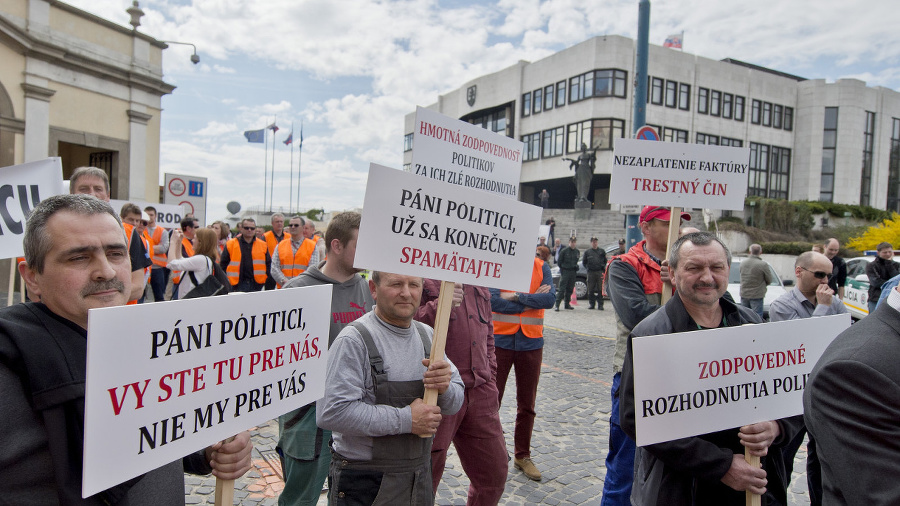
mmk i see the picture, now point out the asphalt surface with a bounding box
[184,299,813,505]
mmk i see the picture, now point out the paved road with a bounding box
[184,301,812,505]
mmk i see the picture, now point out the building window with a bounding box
[567,118,625,152]
[721,137,743,147]
[821,107,839,202]
[665,81,678,108]
[773,104,783,129]
[522,92,531,117]
[735,96,745,121]
[521,132,541,161]
[663,127,688,143]
[861,111,876,206]
[762,102,772,126]
[469,109,507,133]
[556,81,566,107]
[651,77,664,105]
[533,88,543,114]
[751,99,761,124]
[722,93,733,119]
[710,90,721,117]
[784,107,793,131]
[544,85,554,111]
[888,118,900,212]
[542,127,565,158]
[571,69,627,102]
[697,133,720,145]
[749,143,769,197]
[678,83,691,110]
[769,146,791,199]
[403,133,414,152]
[403,163,411,172]
[698,88,709,114]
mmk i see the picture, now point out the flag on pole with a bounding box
[663,32,683,49]
[244,129,265,143]
[298,124,303,150]
[267,122,279,132]
[284,132,293,145]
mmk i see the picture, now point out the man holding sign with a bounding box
[620,232,800,506]
[318,271,464,505]
[0,194,251,504]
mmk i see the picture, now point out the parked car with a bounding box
[726,257,788,319]
[841,253,900,320]
[551,242,620,299]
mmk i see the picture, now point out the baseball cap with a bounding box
[639,205,691,223]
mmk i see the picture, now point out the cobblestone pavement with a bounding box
[183,301,811,505]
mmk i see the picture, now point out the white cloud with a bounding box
[194,121,237,136]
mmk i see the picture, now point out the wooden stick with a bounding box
[7,260,15,307]
[213,435,237,506]
[660,206,681,304]
[745,448,761,506]
[423,280,455,407]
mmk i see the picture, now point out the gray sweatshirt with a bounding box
[316,311,464,460]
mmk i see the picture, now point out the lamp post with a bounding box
[160,41,201,65]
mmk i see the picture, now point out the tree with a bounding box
[847,213,900,252]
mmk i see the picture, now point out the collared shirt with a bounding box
[768,286,848,321]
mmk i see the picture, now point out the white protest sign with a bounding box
[609,138,750,210]
[109,200,186,228]
[355,163,541,292]
[411,106,523,199]
[83,286,332,497]
[0,158,65,259]
[632,313,850,447]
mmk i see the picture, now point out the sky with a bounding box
[64,0,900,221]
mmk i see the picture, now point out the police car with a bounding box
[842,252,900,320]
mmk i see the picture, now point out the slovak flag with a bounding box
[663,32,683,49]
[283,132,293,145]
[267,123,279,132]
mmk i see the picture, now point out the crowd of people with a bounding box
[3,173,898,506]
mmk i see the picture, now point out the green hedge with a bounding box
[758,242,817,256]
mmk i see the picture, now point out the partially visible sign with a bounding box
[109,200,186,228]
[635,125,659,141]
[355,163,541,292]
[83,286,333,497]
[164,173,207,226]
[609,139,750,211]
[620,204,642,215]
[411,107,523,200]
[0,158,65,259]
[632,314,850,446]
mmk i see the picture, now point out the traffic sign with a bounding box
[635,126,660,141]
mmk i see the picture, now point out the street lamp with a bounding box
[160,40,201,65]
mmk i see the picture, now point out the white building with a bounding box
[404,35,900,212]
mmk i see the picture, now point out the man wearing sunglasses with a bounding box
[221,218,271,292]
[768,250,847,506]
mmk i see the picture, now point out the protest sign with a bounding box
[0,158,65,259]
[609,138,750,211]
[109,200,186,228]
[631,313,850,447]
[411,107,523,199]
[355,163,541,293]
[82,286,332,497]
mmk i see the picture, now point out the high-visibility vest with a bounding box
[143,226,167,268]
[491,258,546,338]
[123,223,151,305]
[264,230,284,257]
[171,237,195,285]
[275,238,315,288]
[225,237,268,285]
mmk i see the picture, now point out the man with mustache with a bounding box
[619,232,801,506]
[0,194,252,504]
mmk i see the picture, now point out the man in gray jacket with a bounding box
[739,243,772,319]
[620,232,800,506]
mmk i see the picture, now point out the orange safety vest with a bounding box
[264,230,285,256]
[275,238,316,288]
[492,258,546,338]
[143,226,168,268]
[171,237,195,285]
[225,237,268,285]
[123,223,151,305]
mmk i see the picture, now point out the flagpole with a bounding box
[296,122,302,213]
[263,125,268,212]
[289,122,294,214]
[270,115,276,213]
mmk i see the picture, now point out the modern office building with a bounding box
[404,35,900,212]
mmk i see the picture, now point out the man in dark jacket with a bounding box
[620,232,800,506]
[865,242,899,313]
[582,237,607,310]
[555,236,580,310]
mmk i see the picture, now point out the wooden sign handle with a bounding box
[420,280,455,437]
[7,260,15,307]
[745,448,761,506]
[213,436,237,506]
[660,206,681,304]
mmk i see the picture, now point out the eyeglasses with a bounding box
[140,221,149,226]
[243,226,256,231]
[800,266,832,280]
[288,224,302,228]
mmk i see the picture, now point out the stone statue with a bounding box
[563,143,596,202]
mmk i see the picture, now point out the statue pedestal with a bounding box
[573,200,592,221]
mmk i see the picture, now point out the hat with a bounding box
[639,205,691,223]
[140,210,151,223]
